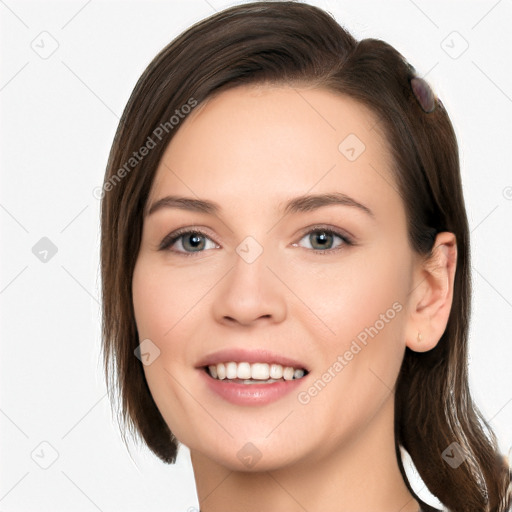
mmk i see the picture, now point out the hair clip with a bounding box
[410,76,436,113]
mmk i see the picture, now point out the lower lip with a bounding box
[199,369,307,406]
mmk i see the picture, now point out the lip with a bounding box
[195,348,309,371]
[199,366,308,406]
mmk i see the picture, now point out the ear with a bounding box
[405,232,457,352]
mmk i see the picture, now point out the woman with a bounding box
[100,2,511,510]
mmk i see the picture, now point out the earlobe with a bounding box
[405,232,457,353]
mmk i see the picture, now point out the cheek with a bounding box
[291,246,409,346]
[131,259,204,390]
[131,257,215,443]
[132,256,211,343]
[289,246,410,419]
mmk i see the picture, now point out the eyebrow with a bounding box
[145,192,374,219]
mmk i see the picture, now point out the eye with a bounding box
[293,226,353,254]
[159,229,218,255]
[159,225,354,256]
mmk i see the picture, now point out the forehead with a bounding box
[147,84,397,219]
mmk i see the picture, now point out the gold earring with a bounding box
[417,331,423,342]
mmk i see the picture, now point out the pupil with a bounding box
[312,231,332,249]
[185,234,204,251]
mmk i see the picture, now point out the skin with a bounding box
[132,84,457,512]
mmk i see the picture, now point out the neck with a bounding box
[190,394,421,512]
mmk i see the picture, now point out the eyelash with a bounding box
[158,225,354,257]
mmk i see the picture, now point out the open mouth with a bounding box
[203,361,309,384]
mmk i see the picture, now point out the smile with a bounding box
[196,348,310,405]
[205,361,308,383]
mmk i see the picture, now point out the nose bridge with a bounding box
[212,233,287,325]
[235,235,266,266]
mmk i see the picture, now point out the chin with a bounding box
[185,428,316,473]
[207,446,305,473]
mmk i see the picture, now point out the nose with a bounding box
[211,247,287,327]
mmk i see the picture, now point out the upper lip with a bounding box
[196,348,309,371]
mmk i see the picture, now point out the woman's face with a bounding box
[132,84,419,471]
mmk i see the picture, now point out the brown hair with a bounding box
[100,2,511,510]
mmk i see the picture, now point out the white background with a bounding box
[1,0,511,510]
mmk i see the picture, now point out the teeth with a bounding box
[226,362,237,379]
[237,362,251,379]
[269,364,283,379]
[242,378,280,384]
[251,363,269,380]
[216,363,226,380]
[207,361,307,381]
[283,366,294,380]
[294,368,305,379]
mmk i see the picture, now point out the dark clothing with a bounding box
[417,496,443,511]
